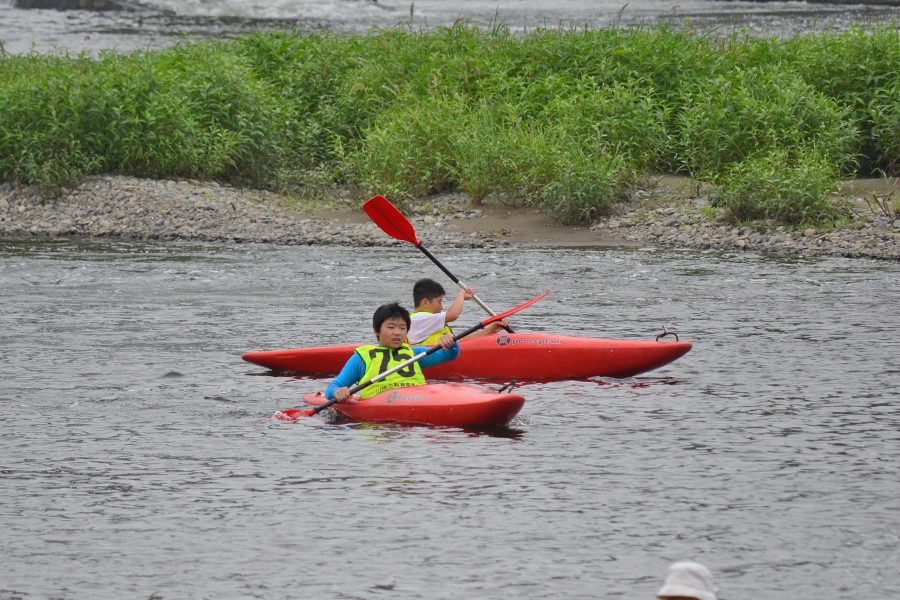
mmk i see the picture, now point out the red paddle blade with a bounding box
[269,409,316,420]
[364,195,420,246]
[481,291,551,326]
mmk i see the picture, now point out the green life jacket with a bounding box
[408,311,454,346]
[355,343,427,399]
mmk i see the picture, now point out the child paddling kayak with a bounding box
[270,293,546,422]
[328,303,507,403]
[407,278,511,345]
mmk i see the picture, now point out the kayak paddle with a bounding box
[274,291,550,419]
[364,195,515,333]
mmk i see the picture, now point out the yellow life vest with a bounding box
[355,343,427,399]
[408,311,454,346]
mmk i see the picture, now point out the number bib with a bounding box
[355,344,427,399]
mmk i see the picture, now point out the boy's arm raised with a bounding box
[444,285,474,323]
[364,195,514,333]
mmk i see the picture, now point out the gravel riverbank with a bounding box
[2,175,899,260]
[592,191,900,261]
[0,176,500,249]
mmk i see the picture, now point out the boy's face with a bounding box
[420,295,444,313]
[376,317,409,349]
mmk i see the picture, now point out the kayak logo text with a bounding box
[386,391,426,404]
[496,336,563,347]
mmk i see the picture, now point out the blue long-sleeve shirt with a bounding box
[325,343,460,400]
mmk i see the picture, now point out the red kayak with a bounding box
[243,333,691,380]
[271,383,525,427]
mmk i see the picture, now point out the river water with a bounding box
[1,238,898,598]
[2,0,900,55]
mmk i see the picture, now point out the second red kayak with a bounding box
[272,383,525,426]
[243,333,691,380]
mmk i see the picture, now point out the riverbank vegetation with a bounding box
[3,24,900,224]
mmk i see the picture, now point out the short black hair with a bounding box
[373,302,411,334]
[413,278,446,307]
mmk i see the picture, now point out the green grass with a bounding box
[712,147,845,224]
[0,47,284,186]
[4,23,900,223]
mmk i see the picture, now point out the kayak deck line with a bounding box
[243,333,692,380]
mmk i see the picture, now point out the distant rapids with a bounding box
[3,0,900,55]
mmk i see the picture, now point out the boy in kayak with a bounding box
[407,278,510,345]
[327,303,459,403]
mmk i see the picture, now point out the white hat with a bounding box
[656,561,717,600]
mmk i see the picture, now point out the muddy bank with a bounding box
[414,179,900,261]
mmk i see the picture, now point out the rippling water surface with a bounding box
[1,239,898,598]
[2,0,900,55]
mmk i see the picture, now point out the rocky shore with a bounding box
[2,175,899,260]
[0,176,500,249]
[591,190,900,261]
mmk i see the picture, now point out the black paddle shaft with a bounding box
[313,321,486,414]
[415,243,515,334]
[416,243,461,284]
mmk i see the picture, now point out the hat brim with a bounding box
[657,583,716,600]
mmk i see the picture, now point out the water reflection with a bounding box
[339,421,527,440]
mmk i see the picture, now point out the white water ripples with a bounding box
[3,0,900,55]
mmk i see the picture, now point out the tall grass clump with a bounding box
[713,147,844,224]
[779,26,900,173]
[0,44,289,187]
[352,81,660,219]
[229,32,375,169]
[676,69,858,177]
[507,129,634,223]
[870,83,900,175]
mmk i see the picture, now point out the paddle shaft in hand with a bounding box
[414,245,503,325]
[311,291,550,415]
[364,195,515,333]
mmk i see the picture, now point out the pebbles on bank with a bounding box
[4,175,898,260]
[591,192,900,261]
[0,176,500,249]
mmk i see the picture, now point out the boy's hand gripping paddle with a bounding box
[272,291,550,419]
[364,195,514,333]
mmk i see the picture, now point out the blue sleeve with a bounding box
[414,342,460,369]
[326,353,365,400]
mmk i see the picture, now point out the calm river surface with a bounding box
[1,239,898,599]
[2,0,900,55]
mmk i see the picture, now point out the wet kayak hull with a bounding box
[243,333,692,380]
[282,383,525,427]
